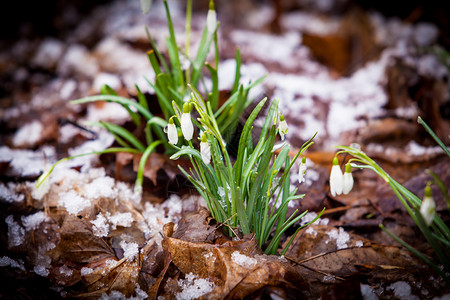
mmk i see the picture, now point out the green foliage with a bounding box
[38,0,263,193]
[335,117,450,284]
[170,86,320,255]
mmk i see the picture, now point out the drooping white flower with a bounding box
[342,163,353,194]
[298,156,307,183]
[140,0,152,14]
[166,116,178,145]
[32,172,51,201]
[206,1,217,35]
[278,114,288,140]
[200,133,211,165]
[420,184,436,226]
[181,103,194,141]
[329,156,343,196]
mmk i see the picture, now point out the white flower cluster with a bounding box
[329,156,353,196]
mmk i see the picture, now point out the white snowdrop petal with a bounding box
[181,113,194,141]
[206,9,217,35]
[420,196,436,226]
[330,165,343,196]
[200,141,211,165]
[342,172,354,194]
[167,123,178,145]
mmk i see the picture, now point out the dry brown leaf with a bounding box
[48,215,115,265]
[164,237,309,299]
[132,152,180,186]
[152,210,309,299]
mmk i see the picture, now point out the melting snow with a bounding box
[326,227,350,250]
[0,182,25,203]
[34,265,49,277]
[176,273,215,300]
[0,256,26,271]
[231,251,257,269]
[21,211,49,231]
[120,240,139,261]
[12,120,43,148]
[387,281,419,300]
[81,267,94,276]
[58,190,91,215]
[5,215,25,247]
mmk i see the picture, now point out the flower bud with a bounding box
[342,163,353,194]
[200,133,211,165]
[206,1,217,35]
[330,156,343,196]
[298,156,307,183]
[278,114,288,140]
[181,103,194,141]
[420,184,436,226]
[166,116,178,145]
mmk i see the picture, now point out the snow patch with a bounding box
[58,190,91,215]
[21,211,49,231]
[5,215,25,247]
[176,273,215,300]
[34,265,49,277]
[326,227,350,250]
[231,251,257,269]
[120,240,139,261]
[12,120,43,148]
[0,182,25,203]
[81,267,94,276]
[387,281,419,300]
[0,256,26,271]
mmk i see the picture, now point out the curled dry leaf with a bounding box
[284,225,428,297]
[152,209,309,299]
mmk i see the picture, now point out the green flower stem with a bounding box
[135,141,163,191]
[35,147,141,189]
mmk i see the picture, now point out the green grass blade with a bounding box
[90,121,145,153]
[135,140,163,192]
[380,224,450,285]
[418,116,450,157]
[71,95,152,120]
[232,48,241,94]
[145,26,169,72]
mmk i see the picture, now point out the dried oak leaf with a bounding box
[154,210,309,299]
[48,214,115,265]
[284,224,425,295]
[164,237,309,299]
[77,255,142,298]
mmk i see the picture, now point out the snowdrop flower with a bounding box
[166,116,178,145]
[298,156,307,183]
[181,103,194,141]
[420,184,436,226]
[206,0,217,36]
[342,163,353,194]
[200,133,211,165]
[329,156,343,196]
[32,172,51,200]
[278,114,288,140]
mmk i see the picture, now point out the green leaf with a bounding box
[231,48,241,94]
[71,95,152,120]
[89,121,146,153]
[233,97,268,184]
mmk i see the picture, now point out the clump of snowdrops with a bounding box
[168,85,321,255]
[330,117,449,285]
[35,0,263,195]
